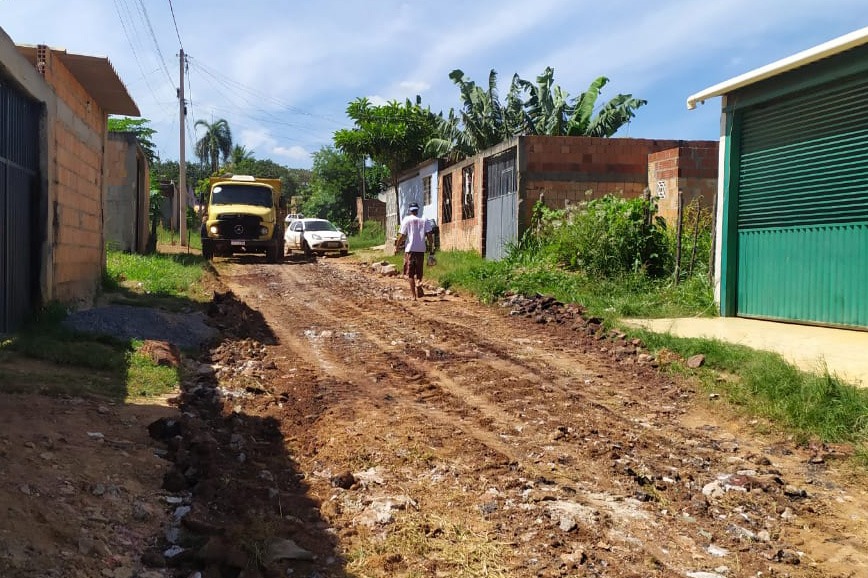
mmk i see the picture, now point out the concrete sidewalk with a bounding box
[623,317,868,388]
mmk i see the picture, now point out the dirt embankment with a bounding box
[2,254,867,578]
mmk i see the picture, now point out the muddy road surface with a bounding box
[136,255,868,577]
[4,253,867,578]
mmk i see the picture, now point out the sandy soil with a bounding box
[1,252,867,578]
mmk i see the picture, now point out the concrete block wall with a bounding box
[105,133,140,252]
[648,143,718,225]
[40,47,107,303]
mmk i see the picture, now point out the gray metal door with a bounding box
[1,80,41,333]
[484,149,517,260]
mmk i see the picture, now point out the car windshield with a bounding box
[304,220,338,232]
[211,184,273,207]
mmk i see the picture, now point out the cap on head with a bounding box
[409,202,419,213]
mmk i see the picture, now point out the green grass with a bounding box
[156,223,202,250]
[0,314,182,401]
[349,220,386,251]
[387,250,715,319]
[105,247,208,300]
[631,329,868,445]
[0,247,211,401]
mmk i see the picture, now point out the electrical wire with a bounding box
[168,0,184,50]
[134,0,175,87]
[112,0,168,113]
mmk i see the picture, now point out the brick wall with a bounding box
[432,135,720,256]
[356,197,386,231]
[521,136,686,227]
[40,47,107,303]
[648,143,718,224]
[437,156,484,254]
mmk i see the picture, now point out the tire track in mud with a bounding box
[215,260,868,577]
[218,264,734,573]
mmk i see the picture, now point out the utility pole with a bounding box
[178,48,188,246]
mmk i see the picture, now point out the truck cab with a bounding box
[200,175,284,263]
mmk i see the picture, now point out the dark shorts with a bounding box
[403,252,425,279]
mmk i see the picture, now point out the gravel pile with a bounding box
[63,305,219,350]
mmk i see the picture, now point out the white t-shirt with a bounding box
[399,213,433,253]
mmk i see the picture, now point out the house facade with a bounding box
[436,135,715,259]
[688,26,868,328]
[383,159,441,254]
[0,28,139,332]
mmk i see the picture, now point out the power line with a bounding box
[186,56,342,124]
[167,0,184,50]
[112,0,165,112]
[134,0,174,87]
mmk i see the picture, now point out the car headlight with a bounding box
[209,225,219,235]
[260,226,268,236]
[340,233,347,241]
[311,233,322,240]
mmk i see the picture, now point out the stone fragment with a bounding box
[687,354,706,368]
[265,538,314,563]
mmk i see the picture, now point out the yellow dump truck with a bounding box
[200,174,284,263]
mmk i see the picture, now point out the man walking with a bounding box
[395,202,434,300]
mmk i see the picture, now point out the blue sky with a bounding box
[3,0,868,169]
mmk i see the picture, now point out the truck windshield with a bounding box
[211,185,273,207]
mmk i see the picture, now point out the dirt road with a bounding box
[170,255,866,578]
[3,254,868,578]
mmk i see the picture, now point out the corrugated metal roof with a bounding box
[686,26,868,110]
[16,45,140,116]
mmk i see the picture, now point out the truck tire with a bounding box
[266,243,280,264]
[202,239,214,260]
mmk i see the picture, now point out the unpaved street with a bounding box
[180,255,868,577]
[4,253,867,578]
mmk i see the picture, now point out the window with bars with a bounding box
[441,174,453,223]
[422,175,432,206]
[461,166,475,220]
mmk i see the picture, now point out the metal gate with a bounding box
[484,148,517,260]
[0,79,41,333]
[736,73,868,327]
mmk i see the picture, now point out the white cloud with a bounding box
[273,145,311,164]
[3,0,868,169]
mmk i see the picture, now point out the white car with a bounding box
[284,218,348,257]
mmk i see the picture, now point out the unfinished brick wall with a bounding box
[648,144,718,225]
[39,46,106,303]
[356,197,386,231]
[437,156,484,254]
[519,135,698,229]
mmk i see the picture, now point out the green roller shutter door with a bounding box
[736,74,868,328]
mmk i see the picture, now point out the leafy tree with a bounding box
[333,97,442,212]
[433,67,647,158]
[108,116,158,166]
[228,157,311,208]
[194,118,233,174]
[516,69,647,137]
[302,146,363,231]
[149,159,209,194]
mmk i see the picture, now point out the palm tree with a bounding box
[227,144,255,170]
[194,119,233,174]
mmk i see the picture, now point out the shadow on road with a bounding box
[146,289,348,576]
